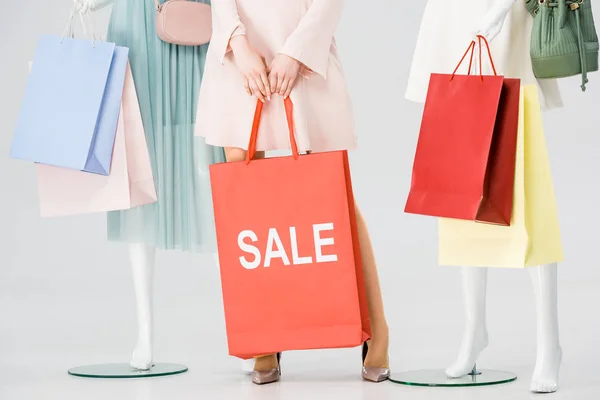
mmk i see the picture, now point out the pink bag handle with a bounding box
[450,35,497,81]
[246,98,299,164]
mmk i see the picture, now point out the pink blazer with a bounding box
[195,0,357,153]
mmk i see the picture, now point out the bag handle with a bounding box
[450,35,497,81]
[245,98,299,164]
[61,5,98,46]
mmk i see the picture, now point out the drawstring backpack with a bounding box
[526,0,599,91]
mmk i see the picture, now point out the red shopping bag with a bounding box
[404,36,520,225]
[210,98,371,359]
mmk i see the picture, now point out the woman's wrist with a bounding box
[229,35,249,54]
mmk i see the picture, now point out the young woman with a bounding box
[196,0,390,385]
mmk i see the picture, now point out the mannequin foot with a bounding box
[241,358,256,374]
[130,335,153,370]
[531,346,562,393]
[446,325,489,378]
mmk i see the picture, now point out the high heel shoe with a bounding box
[251,353,281,385]
[362,341,390,382]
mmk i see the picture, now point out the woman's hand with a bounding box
[230,36,271,102]
[268,54,303,99]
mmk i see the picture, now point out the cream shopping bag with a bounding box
[438,85,563,268]
[36,63,157,217]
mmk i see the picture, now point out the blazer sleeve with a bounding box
[279,0,344,79]
[210,0,247,64]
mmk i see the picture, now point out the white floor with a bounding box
[1,345,599,400]
[1,249,599,400]
[3,363,597,400]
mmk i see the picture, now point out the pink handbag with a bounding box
[154,0,212,46]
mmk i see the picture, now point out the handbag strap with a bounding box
[450,35,497,81]
[551,0,589,90]
[246,98,299,163]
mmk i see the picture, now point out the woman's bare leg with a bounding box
[355,206,389,368]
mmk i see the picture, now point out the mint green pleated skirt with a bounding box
[106,0,225,252]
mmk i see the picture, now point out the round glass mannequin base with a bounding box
[389,367,517,387]
[68,363,188,379]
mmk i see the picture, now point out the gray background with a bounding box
[1,1,600,399]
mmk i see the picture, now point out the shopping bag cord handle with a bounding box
[245,98,299,164]
[450,35,497,81]
[60,5,98,47]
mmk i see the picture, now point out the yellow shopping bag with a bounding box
[438,85,562,268]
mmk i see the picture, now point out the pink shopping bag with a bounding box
[36,63,157,217]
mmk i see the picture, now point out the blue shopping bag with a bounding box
[86,45,130,174]
[10,35,128,175]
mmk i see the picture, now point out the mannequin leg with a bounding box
[129,243,156,370]
[446,267,489,378]
[529,263,561,393]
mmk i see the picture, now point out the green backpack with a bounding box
[526,0,599,91]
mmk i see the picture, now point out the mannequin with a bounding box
[446,2,561,393]
[71,0,259,373]
[406,0,562,393]
[76,0,158,371]
[128,247,258,372]
[128,243,155,369]
[445,265,560,393]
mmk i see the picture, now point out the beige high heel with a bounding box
[362,342,390,382]
[251,353,281,385]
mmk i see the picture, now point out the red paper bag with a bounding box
[405,36,520,225]
[210,98,371,358]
